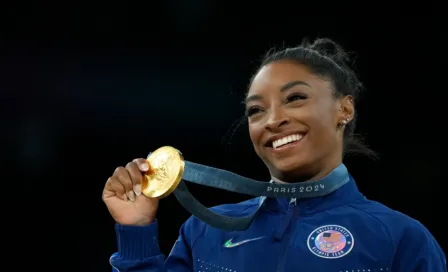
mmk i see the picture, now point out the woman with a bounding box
[103,38,446,271]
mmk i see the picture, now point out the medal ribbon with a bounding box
[170,160,349,231]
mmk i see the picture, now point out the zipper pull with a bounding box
[289,198,297,206]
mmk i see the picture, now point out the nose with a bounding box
[264,109,290,131]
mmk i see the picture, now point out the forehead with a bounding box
[248,61,330,96]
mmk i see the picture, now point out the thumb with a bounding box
[133,158,150,172]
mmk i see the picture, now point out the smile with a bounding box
[272,134,304,149]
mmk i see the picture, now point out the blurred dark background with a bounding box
[2,2,444,271]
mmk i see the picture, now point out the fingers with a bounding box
[125,161,144,197]
[104,176,127,201]
[115,166,138,201]
[103,158,150,202]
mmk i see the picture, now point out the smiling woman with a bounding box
[103,38,446,272]
[245,39,372,182]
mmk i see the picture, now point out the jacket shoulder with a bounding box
[348,198,436,246]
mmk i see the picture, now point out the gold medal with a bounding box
[142,146,185,198]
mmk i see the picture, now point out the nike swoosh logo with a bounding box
[223,236,265,248]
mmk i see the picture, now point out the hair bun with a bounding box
[306,38,351,64]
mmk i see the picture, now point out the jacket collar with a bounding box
[261,164,364,215]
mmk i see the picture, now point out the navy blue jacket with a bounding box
[110,171,446,271]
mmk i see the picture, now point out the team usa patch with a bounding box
[307,225,354,259]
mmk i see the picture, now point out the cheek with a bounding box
[248,123,262,145]
[306,110,337,142]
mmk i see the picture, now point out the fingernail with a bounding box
[141,163,149,171]
[133,184,142,196]
[126,190,135,202]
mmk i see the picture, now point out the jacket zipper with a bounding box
[276,198,299,272]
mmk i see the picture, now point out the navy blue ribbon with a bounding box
[170,160,349,231]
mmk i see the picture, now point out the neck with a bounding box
[270,157,343,183]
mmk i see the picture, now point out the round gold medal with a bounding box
[142,146,185,199]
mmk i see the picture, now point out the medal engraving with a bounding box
[142,146,185,198]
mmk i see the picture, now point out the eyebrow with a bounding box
[245,80,311,104]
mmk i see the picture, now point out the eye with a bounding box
[245,106,263,117]
[286,93,307,103]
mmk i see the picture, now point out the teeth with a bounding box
[272,134,303,148]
